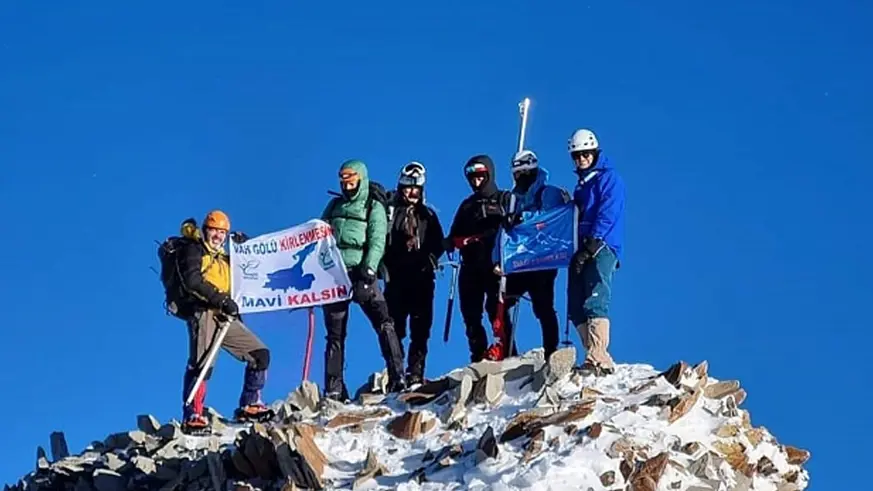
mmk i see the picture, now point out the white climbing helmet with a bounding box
[568,128,599,153]
[511,149,538,174]
[398,161,426,187]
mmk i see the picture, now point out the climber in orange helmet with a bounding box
[168,210,273,434]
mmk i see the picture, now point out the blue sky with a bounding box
[1,0,870,486]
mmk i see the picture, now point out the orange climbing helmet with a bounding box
[202,210,230,231]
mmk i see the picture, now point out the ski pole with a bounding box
[185,316,232,406]
[443,258,459,343]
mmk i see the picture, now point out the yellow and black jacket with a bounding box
[175,238,231,315]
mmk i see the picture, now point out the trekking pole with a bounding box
[442,257,460,343]
[562,317,573,347]
[185,316,232,406]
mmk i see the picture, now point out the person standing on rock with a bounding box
[170,211,274,433]
[320,159,407,401]
[445,155,513,362]
[567,129,626,375]
[494,150,572,361]
[382,162,446,387]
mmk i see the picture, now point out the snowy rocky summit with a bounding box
[8,349,810,491]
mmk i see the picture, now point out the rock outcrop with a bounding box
[4,350,810,491]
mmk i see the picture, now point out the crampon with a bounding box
[484,342,506,361]
[181,414,212,436]
[234,404,275,423]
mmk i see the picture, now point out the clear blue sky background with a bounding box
[1,0,870,486]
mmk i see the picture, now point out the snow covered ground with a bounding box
[10,348,810,491]
[308,351,809,490]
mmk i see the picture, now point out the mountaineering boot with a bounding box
[234,368,275,422]
[405,364,424,388]
[235,403,275,423]
[484,342,505,361]
[323,387,351,404]
[182,413,211,435]
[386,376,407,393]
[181,371,210,434]
[406,373,424,388]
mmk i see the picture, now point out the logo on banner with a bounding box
[238,259,261,280]
[319,246,337,270]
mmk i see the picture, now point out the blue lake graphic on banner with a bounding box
[500,203,577,274]
[263,242,318,292]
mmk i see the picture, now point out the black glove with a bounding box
[220,296,240,317]
[441,237,455,253]
[502,213,523,230]
[230,231,250,244]
[571,237,606,275]
[583,237,606,257]
[357,266,377,284]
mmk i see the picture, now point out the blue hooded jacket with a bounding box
[492,166,571,264]
[573,154,626,261]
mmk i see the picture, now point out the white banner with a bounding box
[230,219,352,314]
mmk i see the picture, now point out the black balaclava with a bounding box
[463,155,499,197]
[513,169,538,193]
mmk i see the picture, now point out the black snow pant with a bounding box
[322,276,405,399]
[385,274,435,381]
[504,269,561,360]
[458,265,517,362]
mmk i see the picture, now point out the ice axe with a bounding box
[185,315,232,406]
[441,257,460,343]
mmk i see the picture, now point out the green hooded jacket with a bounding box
[321,159,387,273]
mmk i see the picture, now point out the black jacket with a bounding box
[174,238,230,315]
[384,200,445,281]
[448,155,511,270]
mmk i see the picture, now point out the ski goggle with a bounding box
[399,163,426,187]
[464,162,489,178]
[339,170,360,184]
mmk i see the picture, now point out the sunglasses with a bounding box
[571,150,596,160]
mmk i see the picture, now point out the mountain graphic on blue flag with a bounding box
[500,203,577,274]
[263,242,318,292]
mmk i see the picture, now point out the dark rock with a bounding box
[785,446,811,465]
[92,469,125,491]
[629,452,669,491]
[658,361,689,388]
[387,412,424,440]
[136,415,161,435]
[588,423,603,439]
[600,471,616,487]
[50,432,70,461]
[474,426,498,463]
[156,423,181,441]
[36,446,50,472]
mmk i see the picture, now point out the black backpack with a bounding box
[157,235,196,317]
[326,181,390,221]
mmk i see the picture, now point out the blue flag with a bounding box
[498,202,578,274]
